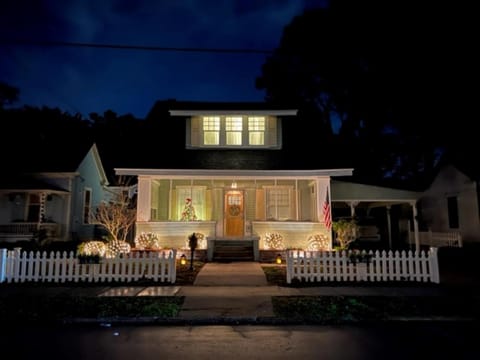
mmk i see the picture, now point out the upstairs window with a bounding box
[188,115,279,149]
[203,116,220,145]
[226,117,243,145]
[248,117,265,145]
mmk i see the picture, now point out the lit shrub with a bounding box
[264,232,285,250]
[306,234,331,251]
[135,232,161,250]
[105,240,131,258]
[77,241,107,257]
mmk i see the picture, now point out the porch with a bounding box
[0,222,60,242]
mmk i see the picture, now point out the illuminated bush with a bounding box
[77,241,107,257]
[135,232,161,250]
[306,234,331,251]
[105,240,131,258]
[264,232,285,250]
[184,232,207,249]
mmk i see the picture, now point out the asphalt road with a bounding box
[1,322,478,359]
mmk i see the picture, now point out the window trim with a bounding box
[187,115,281,149]
[83,188,92,224]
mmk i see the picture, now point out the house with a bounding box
[112,101,432,260]
[417,163,480,246]
[0,143,115,244]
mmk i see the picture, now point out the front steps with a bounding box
[210,239,258,262]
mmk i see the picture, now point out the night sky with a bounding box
[1,0,328,118]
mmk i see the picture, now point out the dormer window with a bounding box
[187,115,280,149]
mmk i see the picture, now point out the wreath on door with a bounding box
[229,204,241,216]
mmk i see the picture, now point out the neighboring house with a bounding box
[0,143,113,243]
[114,101,354,260]
[418,164,480,245]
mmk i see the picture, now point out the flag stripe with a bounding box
[323,187,332,230]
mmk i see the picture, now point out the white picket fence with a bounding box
[286,248,440,284]
[0,248,177,283]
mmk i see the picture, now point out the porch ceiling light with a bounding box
[231,181,237,189]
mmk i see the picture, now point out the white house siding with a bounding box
[252,221,329,249]
[420,165,480,244]
[71,146,109,241]
[136,221,216,249]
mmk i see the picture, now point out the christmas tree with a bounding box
[181,198,197,221]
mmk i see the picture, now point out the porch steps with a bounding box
[212,240,254,262]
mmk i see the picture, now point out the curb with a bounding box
[61,316,478,326]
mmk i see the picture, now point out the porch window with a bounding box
[176,186,206,221]
[83,188,92,224]
[265,186,293,221]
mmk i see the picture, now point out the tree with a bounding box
[0,82,19,108]
[256,0,474,184]
[92,187,136,243]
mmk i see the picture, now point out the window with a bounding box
[266,186,292,220]
[176,186,206,221]
[83,188,92,224]
[248,117,265,145]
[447,196,459,229]
[203,116,220,145]
[226,117,242,145]
[189,115,279,149]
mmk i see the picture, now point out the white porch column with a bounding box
[386,205,392,249]
[349,201,358,217]
[411,202,420,252]
[137,177,152,222]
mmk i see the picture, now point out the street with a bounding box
[1,322,478,359]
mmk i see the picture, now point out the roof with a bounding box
[115,168,354,178]
[0,174,70,193]
[331,179,422,204]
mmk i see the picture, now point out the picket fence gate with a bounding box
[286,248,440,284]
[0,248,177,283]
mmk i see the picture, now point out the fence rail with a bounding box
[0,249,177,283]
[286,248,439,284]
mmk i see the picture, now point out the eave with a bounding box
[115,168,354,178]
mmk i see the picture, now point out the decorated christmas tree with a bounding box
[181,198,197,221]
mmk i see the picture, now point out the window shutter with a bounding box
[266,116,278,146]
[255,189,265,220]
[190,116,200,146]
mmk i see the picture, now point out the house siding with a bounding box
[420,165,480,243]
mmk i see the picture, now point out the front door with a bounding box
[224,190,244,237]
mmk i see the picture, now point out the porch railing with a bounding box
[0,248,177,283]
[0,223,59,239]
[286,248,440,284]
[409,230,462,248]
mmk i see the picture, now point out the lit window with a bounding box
[248,117,265,145]
[226,117,243,145]
[203,117,220,145]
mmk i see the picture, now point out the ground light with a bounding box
[276,253,282,264]
[180,254,187,266]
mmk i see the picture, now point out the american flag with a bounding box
[323,187,332,230]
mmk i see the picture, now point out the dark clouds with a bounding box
[0,0,328,118]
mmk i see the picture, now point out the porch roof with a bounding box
[331,179,421,204]
[115,168,354,178]
[0,176,69,194]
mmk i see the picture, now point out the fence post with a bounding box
[170,249,177,283]
[429,247,440,283]
[0,249,7,283]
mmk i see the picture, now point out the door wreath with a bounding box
[229,204,241,216]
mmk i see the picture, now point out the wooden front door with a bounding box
[224,190,244,237]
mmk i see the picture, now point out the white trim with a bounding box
[115,168,354,178]
[170,110,297,116]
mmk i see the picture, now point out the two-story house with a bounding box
[116,101,407,260]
